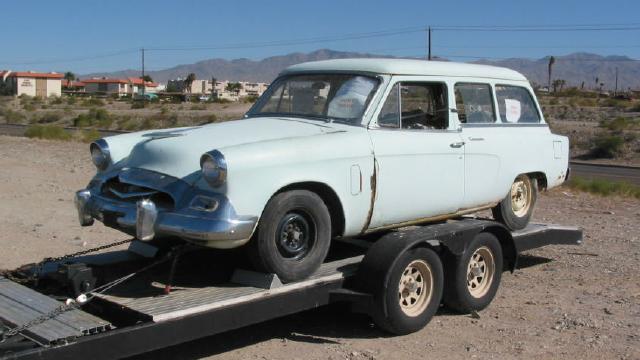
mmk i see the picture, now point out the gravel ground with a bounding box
[0,135,638,360]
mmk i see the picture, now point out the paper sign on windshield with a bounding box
[504,99,521,123]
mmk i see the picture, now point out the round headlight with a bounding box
[90,139,111,171]
[200,150,227,187]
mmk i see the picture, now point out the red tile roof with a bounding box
[62,80,85,87]
[81,77,158,87]
[82,78,129,84]
[1,71,64,79]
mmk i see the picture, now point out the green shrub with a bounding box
[600,117,640,131]
[131,101,145,109]
[139,118,154,129]
[589,135,625,158]
[73,108,112,128]
[2,109,26,123]
[81,98,105,107]
[24,125,72,141]
[242,95,259,103]
[37,112,63,124]
[50,96,63,105]
[567,176,640,199]
[23,103,36,111]
[66,96,77,105]
[628,102,640,112]
[81,129,101,143]
[190,104,207,110]
[198,114,217,125]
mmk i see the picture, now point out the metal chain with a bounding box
[41,238,135,264]
[0,243,177,343]
[1,303,78,341]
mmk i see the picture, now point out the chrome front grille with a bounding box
[102,178,175,209]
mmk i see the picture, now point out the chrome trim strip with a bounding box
[461,123,548,128]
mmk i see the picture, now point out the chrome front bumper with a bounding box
[74,189,258,249]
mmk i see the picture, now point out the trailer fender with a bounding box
[355,220,517,318]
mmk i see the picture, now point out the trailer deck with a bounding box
[0,220,582,360]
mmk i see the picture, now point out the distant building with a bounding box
[82,77,159,96]
[0,70,63,97]
[167,77,269,101]
[62,79,86,92]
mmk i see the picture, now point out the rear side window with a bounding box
[454,83,496,124]
[495,85,541,123]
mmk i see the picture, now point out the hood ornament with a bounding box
[142,127,200,140]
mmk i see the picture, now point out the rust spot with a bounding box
[364,202,498,234]
[360,159,377,233]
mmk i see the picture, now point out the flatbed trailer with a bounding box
[0,219,582,360]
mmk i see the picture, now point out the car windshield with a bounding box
[246,74,379,125]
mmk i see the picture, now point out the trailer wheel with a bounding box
[370,248,443,335]
[492,174,537,230]
[443,232,503,313]
[248,190,331,283]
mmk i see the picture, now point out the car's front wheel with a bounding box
[248,190,331,283]
[492,174,538,231]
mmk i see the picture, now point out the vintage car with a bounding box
[75,59,569,282]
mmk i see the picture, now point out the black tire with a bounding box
[492,175,538,231]
[443,232,503,313]
[248,190,331,283]
[370,248,444,335]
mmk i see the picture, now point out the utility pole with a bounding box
[614,67,618,96]
[141,48,145,99]
[427,27,432,60]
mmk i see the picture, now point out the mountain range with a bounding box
[83,49,640,90]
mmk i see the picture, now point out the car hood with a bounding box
[106,117,347,181]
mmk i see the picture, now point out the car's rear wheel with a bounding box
[248,190,331,283]
[492,175,537,230]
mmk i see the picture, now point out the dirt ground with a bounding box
[0,135,638,360]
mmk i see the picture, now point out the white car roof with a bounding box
[283,58,528,82]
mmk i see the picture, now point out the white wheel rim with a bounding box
[398,259,433,317]
[466,246,495,298]
[511,176,532,218]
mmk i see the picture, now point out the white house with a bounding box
[0,70,63,97]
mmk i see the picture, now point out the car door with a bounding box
[455,82,505,208]
[367,78,465,230]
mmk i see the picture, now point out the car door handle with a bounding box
[450,141,465,148]
[468,137,485,141]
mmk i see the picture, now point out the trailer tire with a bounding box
[248,190,331,283]
[443,232,503,313]
[492,174,537,230]
[370,247,443,335]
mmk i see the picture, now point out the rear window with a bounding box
[454,83,496,124]
[495,85,541,123]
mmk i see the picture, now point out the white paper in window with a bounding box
[504,99,521,123]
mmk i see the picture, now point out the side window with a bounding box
[495,85,541,123]
[454,83,496,124]
[377,82,448,130]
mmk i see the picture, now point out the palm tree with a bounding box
[184,73,196,93]
[547,56,555,90]
[63,72,76,88]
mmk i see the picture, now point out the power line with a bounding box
[2,22,640,67]
[0,48,139,66]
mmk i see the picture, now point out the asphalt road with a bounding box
[1,123,638,185]
[570,162,640,185]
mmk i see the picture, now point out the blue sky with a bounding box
[1,0,639,74]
